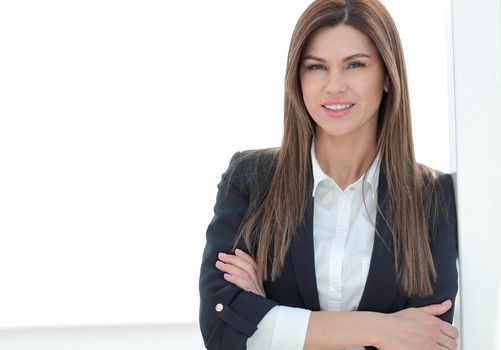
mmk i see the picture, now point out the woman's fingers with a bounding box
[215,260,263,296]
[218,252,256,275]
[234,249,263,285]
[222,273,264,296]
[222,271,249,289]
[218,252,261,287]
[235,248,258,267]
[419,299,452,316]
[417,300,459,345]
[418,301,459,349]
[382,306,459,350]
[215,260,250,280]
[440,322,460,340]
[436,327,458,349]
[215,251,265,297]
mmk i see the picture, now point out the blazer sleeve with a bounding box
[199,151,278,350]
[404,172,459,324]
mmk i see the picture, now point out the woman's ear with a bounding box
[384,75,390,92]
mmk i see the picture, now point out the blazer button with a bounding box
[215,303,224,312]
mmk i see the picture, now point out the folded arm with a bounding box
[201,156,459,349]
[199,152,278,349]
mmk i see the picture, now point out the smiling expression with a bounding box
[299,24,390,142]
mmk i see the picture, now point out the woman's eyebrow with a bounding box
[301,52,371,62]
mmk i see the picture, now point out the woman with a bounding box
[199,0,459,349]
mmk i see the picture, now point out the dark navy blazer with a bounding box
[199,151,459,350]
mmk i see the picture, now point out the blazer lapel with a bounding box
[290,198,321,311]
[290,162,398,313]
[357,163,400,312]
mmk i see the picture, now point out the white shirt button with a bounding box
[350,186,355,191]
[215,303,224,312]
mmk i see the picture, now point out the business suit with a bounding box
[199,150,459,350]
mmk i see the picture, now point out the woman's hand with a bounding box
[215,248,266,297]
[375,299,459,350]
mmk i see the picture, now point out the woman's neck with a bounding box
[313,133,377,190]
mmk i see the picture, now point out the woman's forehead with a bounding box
[303,25,378,58]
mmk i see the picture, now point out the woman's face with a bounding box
[299,24,389,141]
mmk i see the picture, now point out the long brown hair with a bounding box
[231,0,442,297]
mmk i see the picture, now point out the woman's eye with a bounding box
[348,61,366,69]
[307,64,325,71]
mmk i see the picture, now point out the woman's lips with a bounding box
[322,104,354,117]
[321,99,354,105]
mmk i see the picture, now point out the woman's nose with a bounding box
[325,70,347,93]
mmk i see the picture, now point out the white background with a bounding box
[0,0,450,327]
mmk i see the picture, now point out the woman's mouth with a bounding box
[322,103,355,117]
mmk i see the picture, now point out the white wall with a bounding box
[448,0,501,348]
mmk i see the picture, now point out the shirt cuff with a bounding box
[247,304,311,349]
[271,306,311,350]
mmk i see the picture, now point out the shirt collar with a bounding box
[311,141,382,199]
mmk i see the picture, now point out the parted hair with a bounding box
[229,0,444,297]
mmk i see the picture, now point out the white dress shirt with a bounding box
[247,143,381,350]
